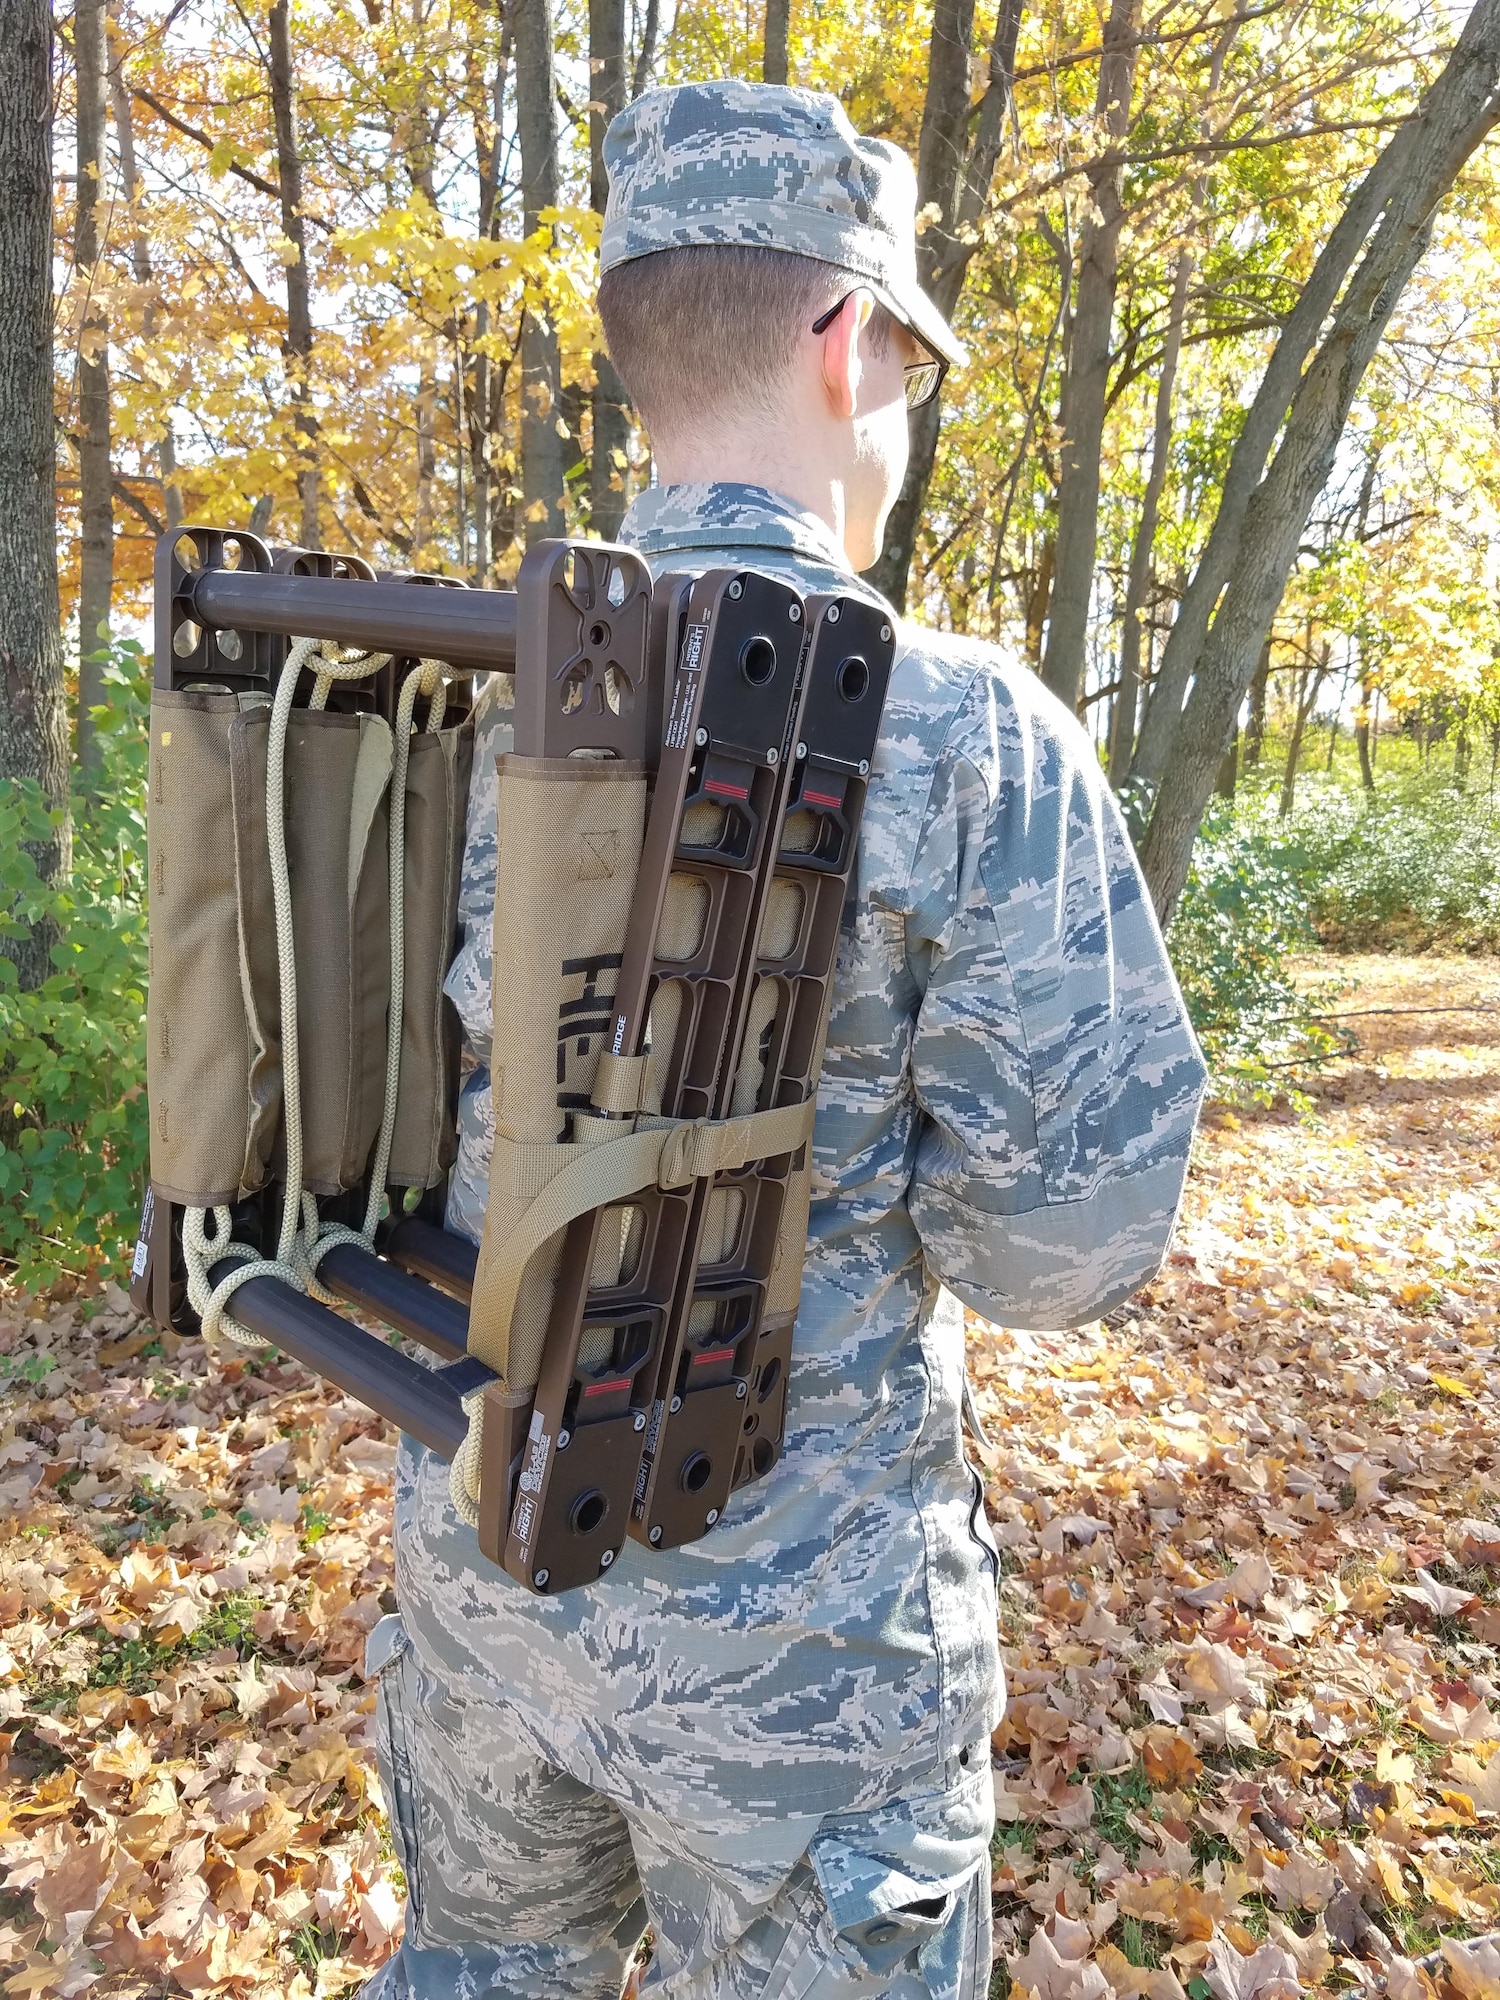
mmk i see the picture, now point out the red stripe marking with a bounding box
[583,1377,632,1397]
[802,788,842,808]
[690,1347,737,1367]
[704,779,748,799]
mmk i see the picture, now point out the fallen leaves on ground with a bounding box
[979,955,1500,1998]
[0,1287,403,1993]
[2,954,1497,1995]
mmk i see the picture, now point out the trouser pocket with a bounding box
[369,1615,424,1938]
[965,1459,1000,1588]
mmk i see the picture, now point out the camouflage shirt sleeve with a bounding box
[902,647,1207,1329]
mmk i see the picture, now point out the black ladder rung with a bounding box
[383,1216,478,1303]
[209,1261,483,1459]
[317,1242,469,1360]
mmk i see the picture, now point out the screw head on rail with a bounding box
[826,604,840,623]
[736,1381,748,1399]
[767,747,779,767]
[670,1395,682,1414]
[695,727,709,747]
[789,604,802,622]
[727,579,743,599]
[633,1411,646,1432]
[556,1429,571,1450]
[534,1567,550,1589]
[649,1525,663,1545]
[795,740,807,760]
[706,1509,720,1527]
[880,623,893,641]
[858,759,870,776]
[600,1547,615,1569]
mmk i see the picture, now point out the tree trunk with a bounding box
[1278,659,1325,818]
[415,344,436,564]
[268,0,317,546]
[0,0,70,986]
[515,0,563,543]
[632,0,661,98]
[1040,0,1138,712]
[110,55,181,535]
[1136,0,1500,924]
[1354,666,1376,791]
[453,326,468,568]
[74,0,112,774]
[1024,534,1054,672]
[1128,19,1493,793]
[1216,726,1238,799]
[590,0,631,541]
[1108,246,1190,784]
[1243,640,1269,767]
[1325,668,1346,772]
[466,0,509,583]
[764,0,790,83]
[864,0,1023,608]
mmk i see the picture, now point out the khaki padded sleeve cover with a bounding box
[469,755,646,1388]
[283,711,394,1194]
[228,707,281,1196]
[388,720,474,1186]
[147,690,255,1207]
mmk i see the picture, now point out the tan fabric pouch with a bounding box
[147,690,256,1206]
[468,755,647,1388]
[388,720,475,1187]
[283,711,394,1193]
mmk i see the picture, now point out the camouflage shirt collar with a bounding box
[622,483,852,572]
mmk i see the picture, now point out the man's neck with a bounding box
[651,436,856,568]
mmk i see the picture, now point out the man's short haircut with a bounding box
[598,244,894,436]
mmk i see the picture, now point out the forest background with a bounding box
[0,0,1499,1282]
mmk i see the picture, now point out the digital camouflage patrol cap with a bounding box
[601,79,968,371]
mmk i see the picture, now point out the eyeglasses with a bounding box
[811,294,948,410]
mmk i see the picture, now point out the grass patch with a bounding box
[87,1589,266,1694]
[1118,1914,1170,1968]
[1092,1764,1157,1862]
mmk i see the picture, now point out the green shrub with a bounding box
[0,644,149,1289]
[1290,769,1500,951]
[1167,793,1345,1097]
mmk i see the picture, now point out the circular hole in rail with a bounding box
[680,1452,713,1494]
[757,1356,782,1404]
[589,621,610,648]
[836,655,870,703]
[751,1439,775,1477]
[742,1412,759,1436]
[569,1489,608,1536]
[740,637,777,686]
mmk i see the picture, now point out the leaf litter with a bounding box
[0,953,1497,1996]
[979,955,1500,1998]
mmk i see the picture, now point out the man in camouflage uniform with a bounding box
[363,81,1206,2000]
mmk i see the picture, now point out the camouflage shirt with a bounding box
[394,482,1206,1874]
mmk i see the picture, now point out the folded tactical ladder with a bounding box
[136,525,894,1592]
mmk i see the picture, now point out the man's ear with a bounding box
[818,290,875,420]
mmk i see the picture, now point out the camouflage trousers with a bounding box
[360,1616,995,2000]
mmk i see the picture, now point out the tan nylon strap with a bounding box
[468,1097,815,1374]
[591,1051,649,1116]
